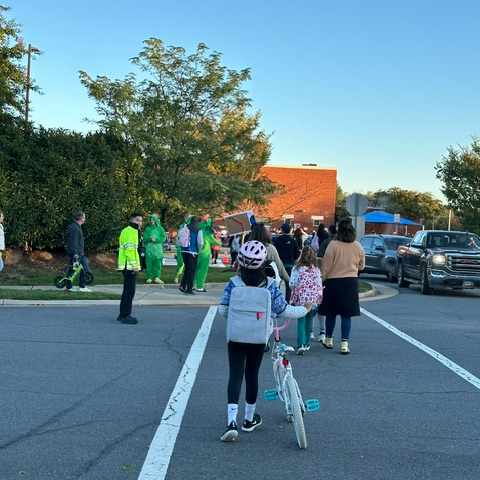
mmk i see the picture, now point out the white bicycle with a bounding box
[264,317,319,449]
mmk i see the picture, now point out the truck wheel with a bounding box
[386,263,397,283]
[420,267,433,295]
[397,263,410,288]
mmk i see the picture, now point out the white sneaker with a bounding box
[296,346,305,355]
[318,333,326,343]
[79,287,92,292]
[154,278,164,284]
[310,331,314,340]
[304,345,311,351]
[174,277,179,283]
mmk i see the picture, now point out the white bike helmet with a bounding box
[238,240,267,270]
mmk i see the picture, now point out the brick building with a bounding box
[254,164,337,232]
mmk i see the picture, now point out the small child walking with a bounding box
[289,246,324,355]
[218,241,313,442]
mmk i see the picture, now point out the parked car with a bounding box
[359,234,411,282]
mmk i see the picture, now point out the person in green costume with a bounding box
[193,217,222,292]
[174,243,184,283]
[144,214,166,284]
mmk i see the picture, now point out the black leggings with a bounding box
[227,341,265,405]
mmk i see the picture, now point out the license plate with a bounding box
[463,280,474,288]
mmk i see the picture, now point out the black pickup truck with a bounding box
[396,230,480,294]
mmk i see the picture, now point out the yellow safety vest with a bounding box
[117,226,141,271]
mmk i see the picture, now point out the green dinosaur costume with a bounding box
[194,218,221,290]
[144,214,166,282]
[174,243,184,281]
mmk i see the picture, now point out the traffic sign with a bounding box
[345,194,368,216]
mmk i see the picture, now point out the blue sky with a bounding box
[8,0,480,200]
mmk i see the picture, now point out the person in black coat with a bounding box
[272,223,300,302]
[66,211,91,292]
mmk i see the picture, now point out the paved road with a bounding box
[0,276,479,479]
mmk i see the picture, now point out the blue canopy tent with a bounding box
[362,211,422,226]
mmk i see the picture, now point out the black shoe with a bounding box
[121,315,138,324]
[179,286,187,294]
[185,290,196,295]
[220,421,238,442]
[116,315,124,322]
[242,413,262,432]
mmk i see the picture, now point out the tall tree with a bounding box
[436,138,480,232]
[79,38,276,226]
[0,5,39,116]
[335,184,349,222]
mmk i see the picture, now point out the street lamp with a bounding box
[25,43,40,123]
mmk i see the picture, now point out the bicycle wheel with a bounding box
[285,376,307,449]
[54,276,67,289]
[83,271,94,285]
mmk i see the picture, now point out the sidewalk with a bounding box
[0,282,398,307]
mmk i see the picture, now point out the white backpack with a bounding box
[176,224,190,247]
[227,276,275,345]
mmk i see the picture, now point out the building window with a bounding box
[311,215,324,228]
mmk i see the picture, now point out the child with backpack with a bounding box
[289,246,324,355]
[218,241,313,442]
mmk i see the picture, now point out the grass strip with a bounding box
[0,289,121,301]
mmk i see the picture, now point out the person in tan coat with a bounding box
[319,218,365,355]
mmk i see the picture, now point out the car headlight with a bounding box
[432,254,446,265]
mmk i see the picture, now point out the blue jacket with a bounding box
[181,222,204,254]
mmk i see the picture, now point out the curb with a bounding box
[0,283,396,307]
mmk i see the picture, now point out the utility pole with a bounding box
[25,44,40,123]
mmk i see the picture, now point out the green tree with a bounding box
[79,38,276,227]
[436,138,480,232]
[0,5,39,116]
[368,187,443,228]
[335,184,349,222]
[0,113,126,250]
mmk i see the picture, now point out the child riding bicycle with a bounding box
[218,240,313,442]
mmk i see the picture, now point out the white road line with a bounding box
[361,307,480,390]
[138,306,218,480]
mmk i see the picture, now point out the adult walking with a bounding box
[117,212,143,324]
[66,211,92,292]
[272,223,300,303]
[144,213,166,284]
[248,223,290,285]
[319,217,365,354]
[311,223,329,253]
[0,211,5,272]
[317,224,337,260]
[315,224,337,342]
[179,215,204,295]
